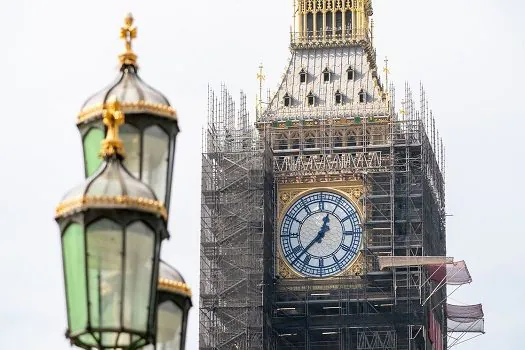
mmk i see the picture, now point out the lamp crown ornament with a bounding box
[119,13,138,67]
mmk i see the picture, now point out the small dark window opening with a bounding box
[347,134,357,147]
[305,137,315,149]
[335,91,342,104]
[307,92,315,106]
[283,93,291,107]
[334,136,343,148]
[277,138,288,150]
[300,69,307,83]
[358,89,366,103]
[323,68,331,82]
[347,67,354,81]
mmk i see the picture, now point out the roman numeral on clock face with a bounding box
[304,255,311,265]
[341,244,359,255]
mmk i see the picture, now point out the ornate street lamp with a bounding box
[77,14,179,212]
[144,261,192,350]
[55,100,169,349]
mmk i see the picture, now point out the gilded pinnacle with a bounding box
[119,13,138,66]
[100,98,126,159]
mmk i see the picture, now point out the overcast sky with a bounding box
[0,0,523,349]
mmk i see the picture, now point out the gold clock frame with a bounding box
[276,180,366,279]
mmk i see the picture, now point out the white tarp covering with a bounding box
[378,256,454,270]
[447,304,485,333]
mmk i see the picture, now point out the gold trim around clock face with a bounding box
[276,185,365,279]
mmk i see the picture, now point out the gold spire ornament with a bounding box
[100,99,126,158]
[119,13,138,66]
[256,64,265,116]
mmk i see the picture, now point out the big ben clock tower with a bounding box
[255,0,445,349]
[201,1,449,349]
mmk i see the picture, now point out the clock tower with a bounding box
[255,0,446,349]
[200,1,449,349]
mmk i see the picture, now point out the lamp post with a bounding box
[55,100,168,349]
[56,14,191,349]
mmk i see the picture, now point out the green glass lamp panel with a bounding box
[142,126,169,204]
[86,219,123,333]
[83,128,105,177]
[121,123,141,178]
[62,223,88,335]
[123,221,154,331]
[78,333,98,347]
[157,301,183,350]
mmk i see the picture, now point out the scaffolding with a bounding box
[200,86,274,350]
[254,82,448,350]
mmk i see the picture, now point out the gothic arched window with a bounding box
[290,132,300,150]
[283,93,291,107]
[307,91,315,106]
[347,66,355,81]
[316,12,323,35]
[345,11,353,34]
[347,131,357,147]
[300,69,307,83]
[335,11,343,36]
[276,134,288,150]
[323,68,331,82]
[305,133,316,149]
[335,90,342,104]
[325,11,333,36]
[306,13,314,37]
[334,132,343,148]
[358,89,367,103]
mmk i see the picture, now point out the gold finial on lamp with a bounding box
[119,13,138,66]
[100,98,126,158]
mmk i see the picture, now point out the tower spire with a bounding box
[256,63,265,116]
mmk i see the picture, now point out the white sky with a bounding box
[0,0,523,349]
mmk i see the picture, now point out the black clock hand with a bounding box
[293,214,330,264]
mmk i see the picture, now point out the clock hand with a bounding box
[292,215,331,264]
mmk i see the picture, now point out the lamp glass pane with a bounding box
[86,219,123,333]
[83,128,104,177]
[62,223,87,335]
[123,221,155,332]
[121,123,141,178]
[157,301,183,350]
[142,126,169,204]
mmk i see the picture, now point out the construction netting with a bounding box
[446,304,485,333]
[426,260,472,285]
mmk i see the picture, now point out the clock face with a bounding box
[280,191,362,277]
